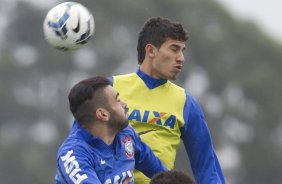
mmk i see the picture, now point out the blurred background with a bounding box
[0,0,282,183]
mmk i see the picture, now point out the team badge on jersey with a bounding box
[122,136,134,159]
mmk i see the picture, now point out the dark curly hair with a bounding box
[150,170,195,184]
[68,76,110,128]
[137,17,189,64]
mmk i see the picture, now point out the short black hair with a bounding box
[150,170,195,184]
[68,76,110,127]
[137,17,189,64]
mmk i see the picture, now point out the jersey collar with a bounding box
[136,68,167,89]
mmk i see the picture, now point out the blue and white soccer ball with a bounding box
[43,2,95,51]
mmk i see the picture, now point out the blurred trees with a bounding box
[0,0,282,183]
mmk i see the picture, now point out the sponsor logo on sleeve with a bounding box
[60,150,88,184]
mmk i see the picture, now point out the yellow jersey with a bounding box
[110,69,226,184]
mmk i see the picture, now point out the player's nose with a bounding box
[120,100,127,108]
[177,51,185,63]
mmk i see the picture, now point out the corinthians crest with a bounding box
[122,136,134,158]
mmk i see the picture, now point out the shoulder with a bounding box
[166,81,198,103]
[182,91,206,128]
[166,81,186,95]
[182,91,204,127]
[118,125,139,141]
[184,91,201,110]
[108,73,136,86]
[113,73,136,79]
[184,91,197,102]
[119,125,136,136]
[168,81,185,90]
[57,137,91,159]
[164,82,201,109]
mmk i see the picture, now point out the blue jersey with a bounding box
[108,68,225,184]
[55,121,167,184]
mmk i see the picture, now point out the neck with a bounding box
[139,60,157,78]
[89,124,117,145]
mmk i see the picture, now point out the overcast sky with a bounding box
[215,0,282,43]
[1,0,282,45]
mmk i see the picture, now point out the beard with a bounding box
[108,109,129,132]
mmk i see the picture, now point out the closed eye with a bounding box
[116,92,120,101]
[171,44,186,52]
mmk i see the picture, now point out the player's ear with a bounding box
[96,108,110,122]
[145,44,157,58]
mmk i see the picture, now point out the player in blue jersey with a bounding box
[109,17,226,184]
[55,76,168,184]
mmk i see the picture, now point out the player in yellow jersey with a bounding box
[108,17,225,184]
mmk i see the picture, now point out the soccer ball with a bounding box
[43,2,95,51]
